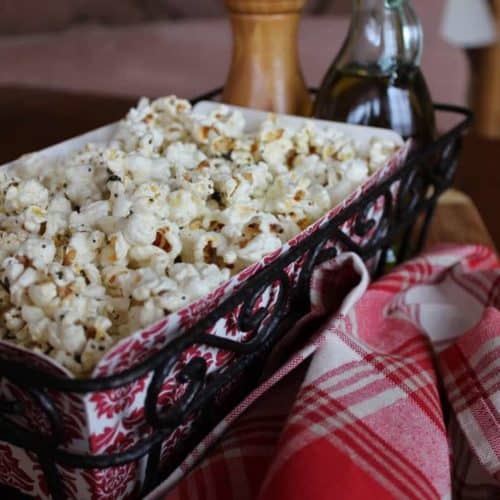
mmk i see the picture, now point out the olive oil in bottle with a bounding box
[314,0,436,145]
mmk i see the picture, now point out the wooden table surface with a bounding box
[425,189,495,250]
[0,85,496,251]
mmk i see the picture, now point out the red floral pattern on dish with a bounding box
[122,407,149,435]
[159,418,195,464]
[89,425,122,454]
[7,383,53,436]
[215,349,234,367]
[2,383,86,448]
[138,318,169,342]
[90,376,147,420]
[178,345,215,367]
[30,454,82,500]
[156,374,180,410]
[0,444,34,493]
[54,391,87,444]
[84,433,139,500]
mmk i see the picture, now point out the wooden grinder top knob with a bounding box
[222,0,312,116]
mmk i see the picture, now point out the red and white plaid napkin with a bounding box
[149,244,500,500]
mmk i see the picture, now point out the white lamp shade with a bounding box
[441,0,497,48]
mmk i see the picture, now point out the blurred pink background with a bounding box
[0,0,468,104]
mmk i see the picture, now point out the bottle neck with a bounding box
[338,0,423,74]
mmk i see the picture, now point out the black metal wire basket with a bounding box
[0,89,473,500]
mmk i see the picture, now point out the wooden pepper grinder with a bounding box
[222,0,312,116]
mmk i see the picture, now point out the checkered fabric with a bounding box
[149,245,500,500]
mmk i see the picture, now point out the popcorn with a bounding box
[4,308,25,332]
[100,232,129,266]
[128,299,165,331]
[60,325,86,354]
[4,179,49,212]
[166,143,206,171]
[45,195,72,237]
[369,138,398,171]
[339,159,370,185]
[236,233,283,265]
[80,339,112,372]
[303,185,332,220]
[180,230,231,266]
[122,213,158,246]
[0,95,399,375]
[260,130,294,171]
[167,190,206,226]
[23,206,47,234]
[1,257,25,283]
[209,105,245,138]
[18,237,56,269]
[69,201,110,231]
[64,167,101,206]
[27,282,57,308]
[63,233,94,267]
[130,182,170,219]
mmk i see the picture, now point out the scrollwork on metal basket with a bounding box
[0,101,473,500]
